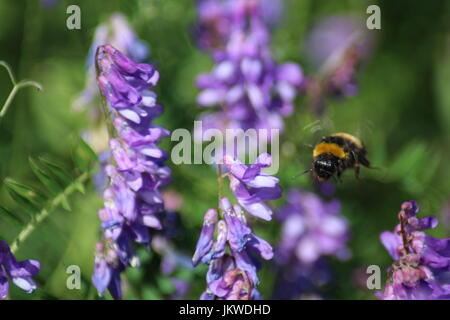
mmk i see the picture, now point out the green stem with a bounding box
[99,96,115,139]
[217,164,224,216]
[0,81,43,119]
[0,61,17,85]
[10,171,90,254]
[0,61,43,119]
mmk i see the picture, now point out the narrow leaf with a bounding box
[4,178,46,209]
[0,205,24,225]
[29,157,64,195]
[38,156,73,186]
[60,196,71,211]
[73,137,98,172]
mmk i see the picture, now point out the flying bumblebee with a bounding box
[310,132,371,182]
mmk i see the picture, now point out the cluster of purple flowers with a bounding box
[304,15,373,114]
[274,189,350,299]
[377,201,450,300]
[192,153,280,299]
[195,0,283,52]
[195,0,303,136]
[0,240,40,299]
[92,44,170,299]
[74,13,149,112]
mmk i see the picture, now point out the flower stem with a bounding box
[99,96,116,140]
[0,61,43,120]
[10,172,90,254]
[399,214,410,254]
[217,164,224,215]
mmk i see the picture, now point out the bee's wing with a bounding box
[302,117,335,147]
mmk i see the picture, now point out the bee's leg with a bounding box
[336,171,343,183]
[354,164,361,180]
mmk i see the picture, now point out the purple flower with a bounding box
[92,241,124,300]
[194,0,283,52]
[273,189,350,299]
[377,201,450,300]
[223,153,281,221]
[195,0,303,139]
[193,209,219,266]
[74,13,149,113]
[195,0,233,51]
[276,190,350,265]
[193,197,273,300]
[304,15,374,114]
[93,45,170,299]
[0,240,40,299]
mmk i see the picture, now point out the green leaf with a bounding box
[73,137,98,172]
[38,156,73,186]
[4,178,45,215]
[0,205,23,225]
[29,157,64,195]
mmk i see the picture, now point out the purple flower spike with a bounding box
[273,189,350,299]
[193,196,274,300]
[94,45,170,299]
[304,15,374,114]
[73,13,149,112]
[276,189,349,265]
[377,201,450,300]
[0,240,41,299]
[194,0,303,140]
[224,153,281,221]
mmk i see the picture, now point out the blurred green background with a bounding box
[0,0,450,300]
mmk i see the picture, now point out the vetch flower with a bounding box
[194,0,283,52]
[74,13,149,112]
[276,189,349,264]
[193,197,273,300]
[304,15,374,114]
[193,209,219,266]
[273,189,350,299]
[195,0,303,140]
[92,240,124,300]
[223,153,281,221]
[0,240,40,299]
[93,44,170,299]
[377,201,450,300]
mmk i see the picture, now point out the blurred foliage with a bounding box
[0,0,450,300]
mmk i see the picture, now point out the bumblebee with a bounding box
[311,133,371,181]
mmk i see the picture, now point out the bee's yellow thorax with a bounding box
[313,142,347,159]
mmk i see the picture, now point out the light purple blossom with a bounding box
[195,0,303,139]
[223,153,281,221]
[74,13,149,113]
[377,201,450,300]
[193,197,272,300]
[277,190,350,265]
[93,44,170,299]
[92,241,124,300]
[0,240,40,299]
[304,15,374,114]
[273,189,350,299]
[194,0,283,52]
